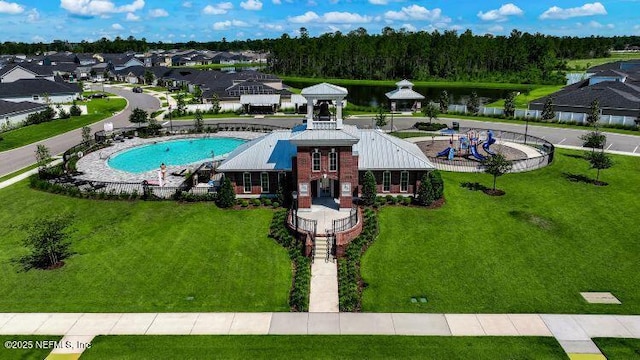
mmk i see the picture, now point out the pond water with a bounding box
[285,81,526,107]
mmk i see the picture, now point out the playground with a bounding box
[410,128,554,173]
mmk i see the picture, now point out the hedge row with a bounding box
[269,209,311,312]
[338,208,379,312]
[414,122,448,131]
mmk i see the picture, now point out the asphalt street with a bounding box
[0,85,159,176]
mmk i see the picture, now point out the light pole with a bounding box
[524,105,530,145]
[291,191,298,232]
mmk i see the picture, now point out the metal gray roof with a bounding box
[301,82,348,97]
[290,94,307,104]
[290,124,360,146]
[217,131,297,171]
[385,88,425,100]
[396,79,414,87]
[0,100,47,116]
[217,125,434,172]
[354,129,434,170]
[239,94,280,105]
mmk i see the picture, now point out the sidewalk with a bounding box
[0,159,62,190]
[2,312,638,358]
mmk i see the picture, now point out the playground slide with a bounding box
[437,147,452,157]
[482,137,496,155]
[470,144,486,161]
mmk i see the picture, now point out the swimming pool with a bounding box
[107,137,245,173]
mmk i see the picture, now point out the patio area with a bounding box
[298,197,352,236]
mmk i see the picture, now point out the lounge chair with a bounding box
[170,169,187,177]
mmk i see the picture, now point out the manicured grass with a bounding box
[361,149,640,314]
[486,85,565,108]
[0,163,39,182]
[0,182,291,312]
[593,338,640,359]
[0,98,127,152]
[438,113,640,136]
[565,52,640,72]
[282,76,541,91]
[82,335,566,360]
[391,131,439,139]
[0,336,61,360]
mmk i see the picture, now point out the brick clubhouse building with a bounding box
[217,83,435,210]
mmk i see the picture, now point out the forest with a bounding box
[1,28,639,85]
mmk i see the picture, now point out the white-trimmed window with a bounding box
[260,172,269,193]
[32,95,39,101]
[312,150,321,172]
[383,171,391,192]
[400,171,409,193]
[277,172,286,187]
[329,149,338,172]
[243,172,252,193]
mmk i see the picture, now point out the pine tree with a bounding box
[503,91,516,118]
[428,170,444,200]
[216,177,236,208]
[541,97,555,121]
[439,90,449,113]
[467,91,480,115]
[417,173,434,206]
[361,170,377,206]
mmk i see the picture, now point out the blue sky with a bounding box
[0,0,638,43]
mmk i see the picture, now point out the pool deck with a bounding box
[75,132,262,186]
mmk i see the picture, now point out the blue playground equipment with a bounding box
[437,147,455,160]
[470,144,486,161]
[482,130,497,156]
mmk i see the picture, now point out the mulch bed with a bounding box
[483,189,506,196]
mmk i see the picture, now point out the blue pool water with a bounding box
[108,137,245,173]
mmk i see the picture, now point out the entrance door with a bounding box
[320,177,331,197]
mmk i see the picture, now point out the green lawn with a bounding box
[0,98,127,152]
[0,182,291,312]
[361,149,640,314]
[0,163,39,182]
[81,335,566,360]
[0,336,61,360]
[565,52,640,72]
[593,338,640,359]
[282,76,540,91]
[486,85,565,108]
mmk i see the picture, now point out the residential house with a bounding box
[0,99,48,129]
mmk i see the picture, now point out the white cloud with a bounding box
[60,0,145,17]
[400,23,416,32]
[125,12,139,21]
[477,3,523,22]
[212,19,249,30]
[384,5,449,22]
[289,11,371,24]
[240,0,262,11]
[272,0,281,3]
[588,21,614,29]
[540,2,606,20]
[0,0,24,14]
[203,2,233,15]
[450,24,464,31]
[32,35,45,42]
[182,1,192,7]
[322,11,371,23]
[288,11,319,23]
[149,8,168,17]
[112,23,124,30]
[488,25,504,32]
[369,0,388,4]
[26,8,39,22]
[261,23,283,31]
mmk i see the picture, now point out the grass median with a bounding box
[0,182,291,312]
[361,149,640,314]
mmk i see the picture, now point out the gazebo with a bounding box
[385,79,425,112]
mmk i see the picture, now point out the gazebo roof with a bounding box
[301,82,348,98]
[396,79,414,88]
[385,88,425,100]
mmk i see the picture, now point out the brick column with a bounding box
[338,147,356,209]
[296,150,312,209]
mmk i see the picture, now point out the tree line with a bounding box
[1,29,639,84]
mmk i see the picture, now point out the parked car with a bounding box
[132,87,143,93]
[89,93,107,99]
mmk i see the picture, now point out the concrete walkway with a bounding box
[309,238,339,313]
[0,312,637,358]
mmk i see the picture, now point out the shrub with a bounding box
[428,170,444,200]
[69,103,82,116]
[57,106,70,119]
[361,171,377,206]
[272,201,280,208]
[263,198,272,206]
[403,197,412,206]
[414,122,447,131]
[240,200,249,207]
[417,173,434,206]
[252,198,261,206]
[385,194,394,204]
[216,177,236,208]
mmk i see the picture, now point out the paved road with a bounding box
[192,115,640,154]
[0,85,160,177]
